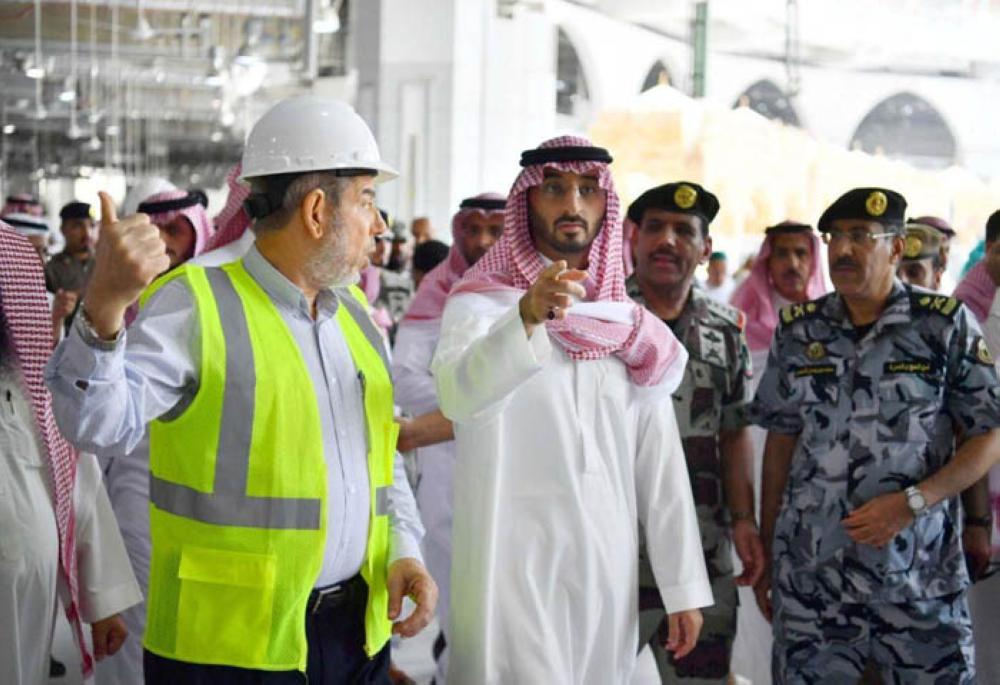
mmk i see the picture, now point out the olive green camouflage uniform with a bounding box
[629,278,752,684]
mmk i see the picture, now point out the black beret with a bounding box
[817,187,906,233]
[626,181,720,227]
[901,222,943,262]
[59,201,92,221]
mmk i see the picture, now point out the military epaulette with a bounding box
[704,297,744,330]
[779,298,824,326]
[910,292,959,319]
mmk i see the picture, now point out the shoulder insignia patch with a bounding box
[698,326,728,367]
[779,300,820,325]
[704,296,743,329]
[911,293,959,319]
[976,337,994,366]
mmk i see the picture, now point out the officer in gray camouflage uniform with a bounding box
[896,219,946,292]
[628,182,764,683]
[751,187,1000,683]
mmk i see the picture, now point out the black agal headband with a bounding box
[459,197,506,211]
[137,190,208,215]
[519,146,613,167]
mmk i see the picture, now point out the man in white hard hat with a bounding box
[46,95,435,684]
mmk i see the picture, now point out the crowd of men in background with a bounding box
[3,92,1000,685]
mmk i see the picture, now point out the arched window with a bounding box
[850,93,957,169]
[555,28,590,117]
[641,60,672,92]
[732,79,800,127]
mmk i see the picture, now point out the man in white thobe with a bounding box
[392,193,506,680]
[960,208,1000,685]
[432,136,712,684]
[727,221,826,684]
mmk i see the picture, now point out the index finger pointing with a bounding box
[98,191,118,230]
[540,260,568,280]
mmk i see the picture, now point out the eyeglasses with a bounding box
[821,229,898,246]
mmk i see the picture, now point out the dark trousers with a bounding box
[144,575,390,685]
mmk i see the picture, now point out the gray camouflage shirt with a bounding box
[751,280,1000,602]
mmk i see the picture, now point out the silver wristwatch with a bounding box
[904,485,928,518]
[75,302,124,351]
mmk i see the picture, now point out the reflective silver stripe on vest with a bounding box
[150,478,321,529]
[375,486,390,516]
[149,267,322,530]
[335,288,392,373]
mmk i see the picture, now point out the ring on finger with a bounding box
[546,306,557,321]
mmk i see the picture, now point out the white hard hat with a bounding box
[240,96,397,182]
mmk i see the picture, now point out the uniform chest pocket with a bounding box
[876,377,942,444]
[686,362,723,431]
[790,377,840,443]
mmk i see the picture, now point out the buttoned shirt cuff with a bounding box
[388,533,424,567]
[54,317,127,386]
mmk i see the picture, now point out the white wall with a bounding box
[357,0,1000,239]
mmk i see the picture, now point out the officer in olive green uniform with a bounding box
[628,182,763,684]
[752,188,1000,683]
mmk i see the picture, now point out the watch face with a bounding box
[908,491,926,510]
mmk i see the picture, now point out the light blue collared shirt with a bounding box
[45,246,423,586]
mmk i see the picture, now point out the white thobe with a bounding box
[392,318,455,680]
[702,278,735,305]
[728,345,775,685]
[968,285,1000,685]
[0,370,141,685]
[433,292,711,685]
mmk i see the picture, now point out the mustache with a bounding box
[781,269,803,279]
[832,257,860,270]
[554,214,587,227]
[650,248,678,259]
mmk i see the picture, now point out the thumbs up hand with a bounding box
[80,191,170,339]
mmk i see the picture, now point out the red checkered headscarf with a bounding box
[730,225,827,353]
[2,192,44,217]
[954,260,994,324]
[0,222,92,675]
[403,192,506,323]
[206,163,252,252]
[138,188,215,258]
[453,135,684,387]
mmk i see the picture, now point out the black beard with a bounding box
[527,205,599,256]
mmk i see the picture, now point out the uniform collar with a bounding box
[626,274,702,328]
[685,287,714,325]
[824,279,910,332]
[241,244,340,321]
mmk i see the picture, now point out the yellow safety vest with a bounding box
[139,261,396,671]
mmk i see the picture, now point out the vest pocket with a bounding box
[175,546,277,665]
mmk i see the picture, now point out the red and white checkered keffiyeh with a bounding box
[452,135,684,387]
[206,163,251,252]
[403,192,506,323]
[140,188,215,257]
[954,260,995,325]
[730,228,827,353]
[0,222,92,675]
[2,192,44,217]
